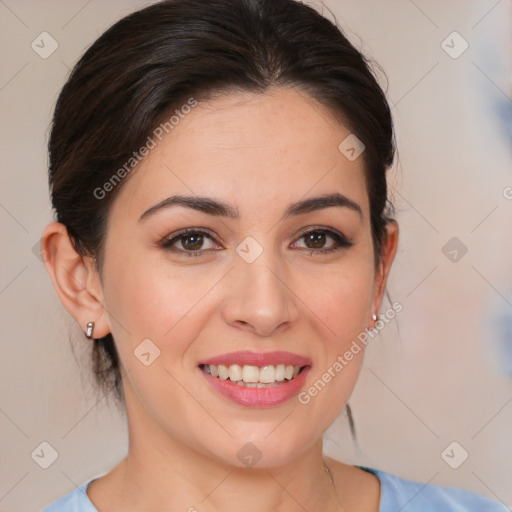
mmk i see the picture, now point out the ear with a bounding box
[40,222,111,339]
[371,219,399,318]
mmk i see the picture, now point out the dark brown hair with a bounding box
[48,0,395,430]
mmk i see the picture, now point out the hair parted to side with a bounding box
[48,0,396,431]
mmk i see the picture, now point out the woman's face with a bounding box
[97,86,394,467]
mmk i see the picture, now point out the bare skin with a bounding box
[42,86,397,511]
[86,453,381,512]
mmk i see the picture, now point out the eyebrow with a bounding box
[138,192,362,223]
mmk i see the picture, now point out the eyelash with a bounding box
[159,227,353,258]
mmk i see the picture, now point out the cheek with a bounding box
[293,257,375,346]
[101,251,222,363]
[294,264,372,427]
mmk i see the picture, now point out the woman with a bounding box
[40,0,507,510]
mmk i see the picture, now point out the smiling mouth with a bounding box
[199,363,307,388]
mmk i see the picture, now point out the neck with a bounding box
[101,402,344,511]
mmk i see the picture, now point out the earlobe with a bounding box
[40,222,111,339]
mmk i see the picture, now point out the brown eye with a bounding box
[293,228,353,255]
[303,231,327,249]
[160,229,218,257]
[180,233,205,251]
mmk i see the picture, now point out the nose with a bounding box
[221,248,299,337]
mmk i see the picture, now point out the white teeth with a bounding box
[218,365,229,380]
[242,365,259,383]
[203,363,303,385]
[228,364,242,382]
[259,365,275,384]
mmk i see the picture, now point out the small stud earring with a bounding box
[372,313,378,321]
[85,322,95,339]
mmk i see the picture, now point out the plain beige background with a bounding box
[0,1,511,511]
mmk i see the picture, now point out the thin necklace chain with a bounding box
[323,460,346,511]
[323,461,336,487]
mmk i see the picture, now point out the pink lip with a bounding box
[197,351,312,407]
[197,350,312,367]
[199,365,311,407]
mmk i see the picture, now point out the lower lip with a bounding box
[199,366,311,407]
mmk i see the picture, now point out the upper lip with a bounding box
[198,350,312,367]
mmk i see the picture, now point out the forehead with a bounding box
[169,87,353,165]
[109,87,369,221]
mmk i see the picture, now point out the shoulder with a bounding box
[42,479,97,512]
[359,465,508,512]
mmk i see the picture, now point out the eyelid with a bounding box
[159,225,353,258]
[158,227,219,252]
[160,225,351,246]
[293,224,352,242]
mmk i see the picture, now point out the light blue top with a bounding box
[41,465,508,511]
